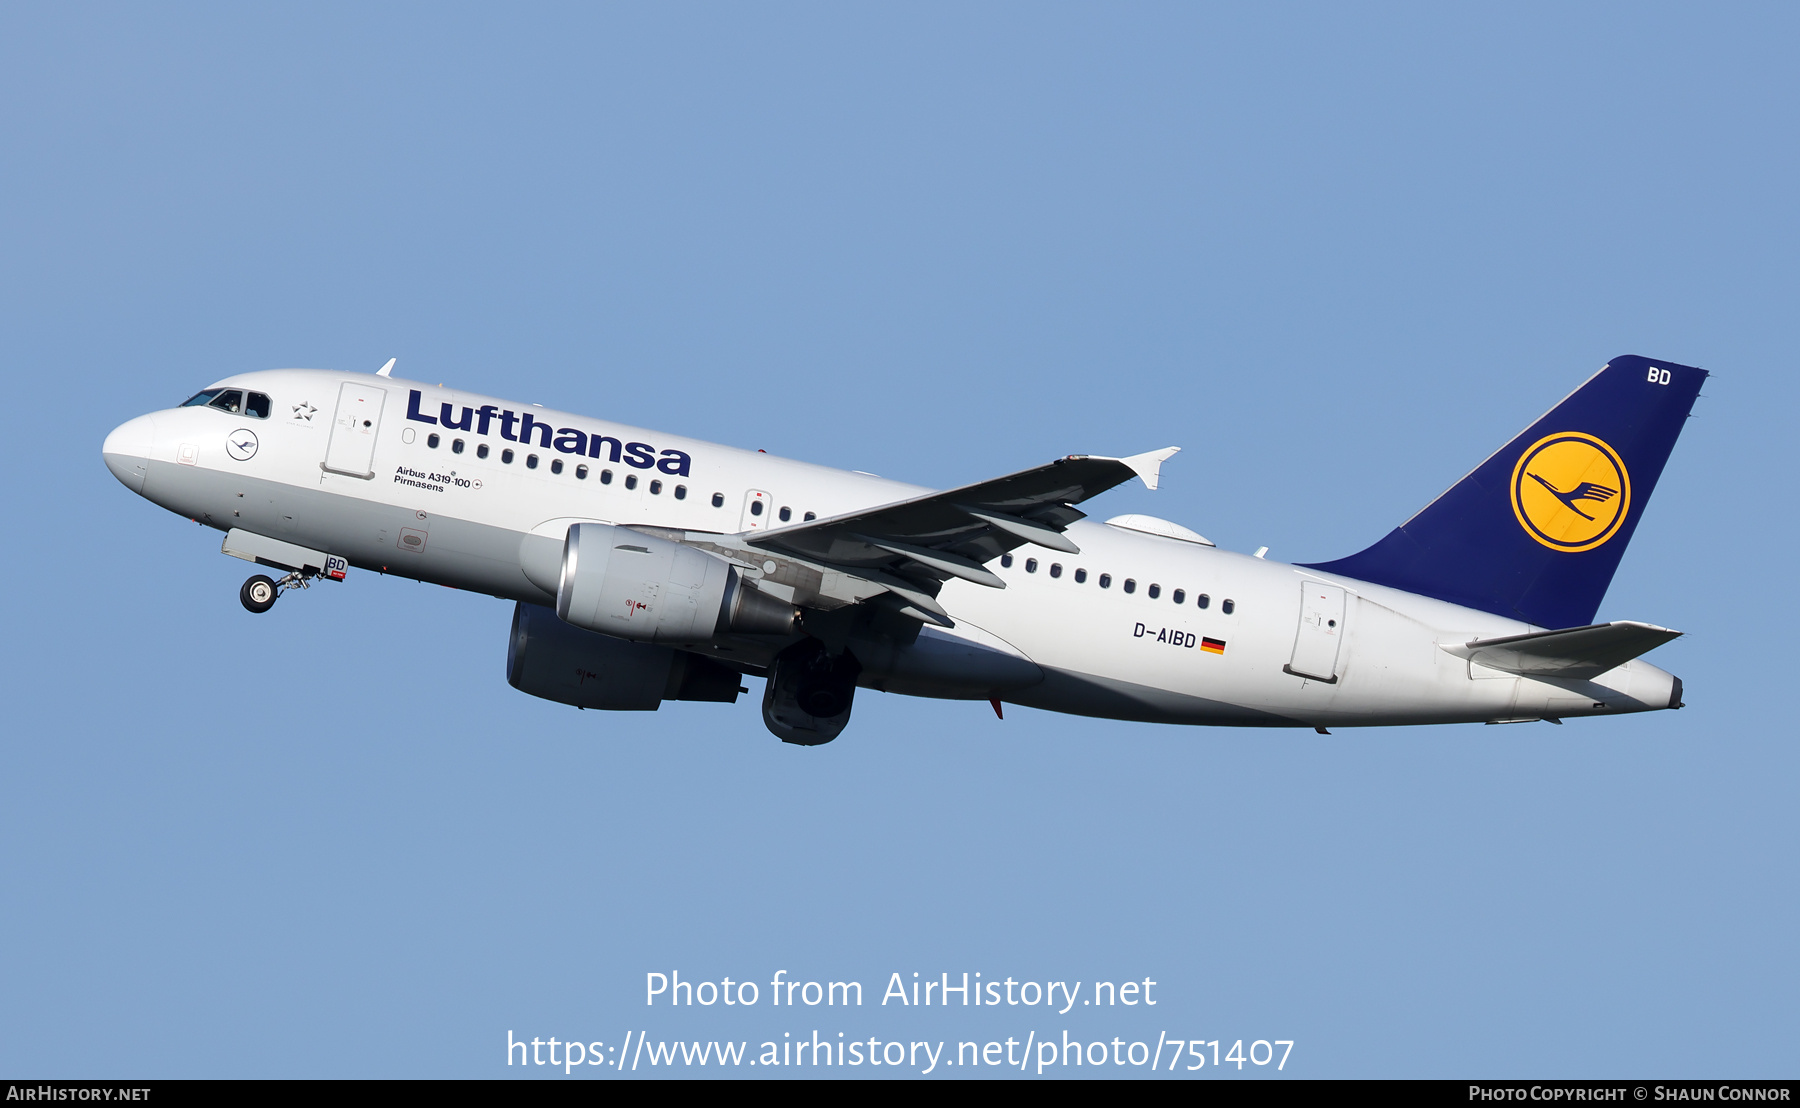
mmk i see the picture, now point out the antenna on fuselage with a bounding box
[376,358,396,377]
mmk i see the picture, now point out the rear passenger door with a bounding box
[1285,581,1346,683]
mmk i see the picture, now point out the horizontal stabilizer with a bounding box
[1443,621,1681,679]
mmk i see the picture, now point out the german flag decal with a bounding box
[1201,637,1226,655]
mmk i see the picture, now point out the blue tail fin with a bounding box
[1300,355,1706,629]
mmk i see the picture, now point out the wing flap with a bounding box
[1444,621,1681,678]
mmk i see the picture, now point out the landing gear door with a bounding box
[1285,581,1346,683]
[323,382,387,479]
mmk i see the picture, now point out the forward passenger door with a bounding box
[323,382,387,479]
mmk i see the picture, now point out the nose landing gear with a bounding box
[240,575,276,612]
[238,568,317,613]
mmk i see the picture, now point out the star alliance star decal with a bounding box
[291,402,317,421]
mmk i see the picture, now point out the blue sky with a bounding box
[1,3,1795,1078]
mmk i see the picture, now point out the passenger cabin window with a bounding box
[1098,573,1111,588]
[650,479,662,494]
[550,458,563,474]
[477,443,490,459]
[427,433,440,448]
[1000,554,1014,568]
[779,506,791,522]
[576,464,588,479]
[1025,558,1038,573]
[1147,583,1161,599]
[749,500,763,516]
[1123,578,1136,594]
[804,511,815,521]
[1049,563,1062,578]
[207,390,244,414]
[526,454,539,469]
[1172,589,1185,605]
[1074,568,1087,583]
[624,474,637,489]
[601,469,613,484]
[245,392,272,419]
[1197,593,1210,609]
[452,438,464,454]
[711,492,724,507]
[502,449,514,464]
[675,485,687,500]
[1222,599,1236,614]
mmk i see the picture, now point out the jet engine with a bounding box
[555,522,796,644]
[507,602,746,711]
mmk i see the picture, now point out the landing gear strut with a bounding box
[239,568,316,614]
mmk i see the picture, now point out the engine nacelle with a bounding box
[557,523,730,642]
[507,602,745,711]
[555,522,796,644]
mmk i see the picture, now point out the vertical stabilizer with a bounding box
[1300,355,1706,629]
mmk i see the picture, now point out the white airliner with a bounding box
[102,355,1703,743]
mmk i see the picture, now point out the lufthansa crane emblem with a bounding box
[1510,431,1630,553]
[225,428,260,462]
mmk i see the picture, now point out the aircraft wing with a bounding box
[662,448,1177,628]
[1444,621,1682,679]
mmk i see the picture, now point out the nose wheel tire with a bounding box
[240,574,278,613]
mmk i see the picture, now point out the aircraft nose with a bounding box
[102,413,157,494]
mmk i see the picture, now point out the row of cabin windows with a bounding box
[419,434,818,520]
[746,501,817,523]
[999,553,1236,614]
[423,434,688,496]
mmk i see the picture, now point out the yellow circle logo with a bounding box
[1510,432,1631,553]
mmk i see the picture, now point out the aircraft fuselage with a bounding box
[102,368,1684,733]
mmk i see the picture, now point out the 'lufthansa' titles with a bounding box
[406,390,692,476]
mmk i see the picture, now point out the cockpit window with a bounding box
[182,388,271,417]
